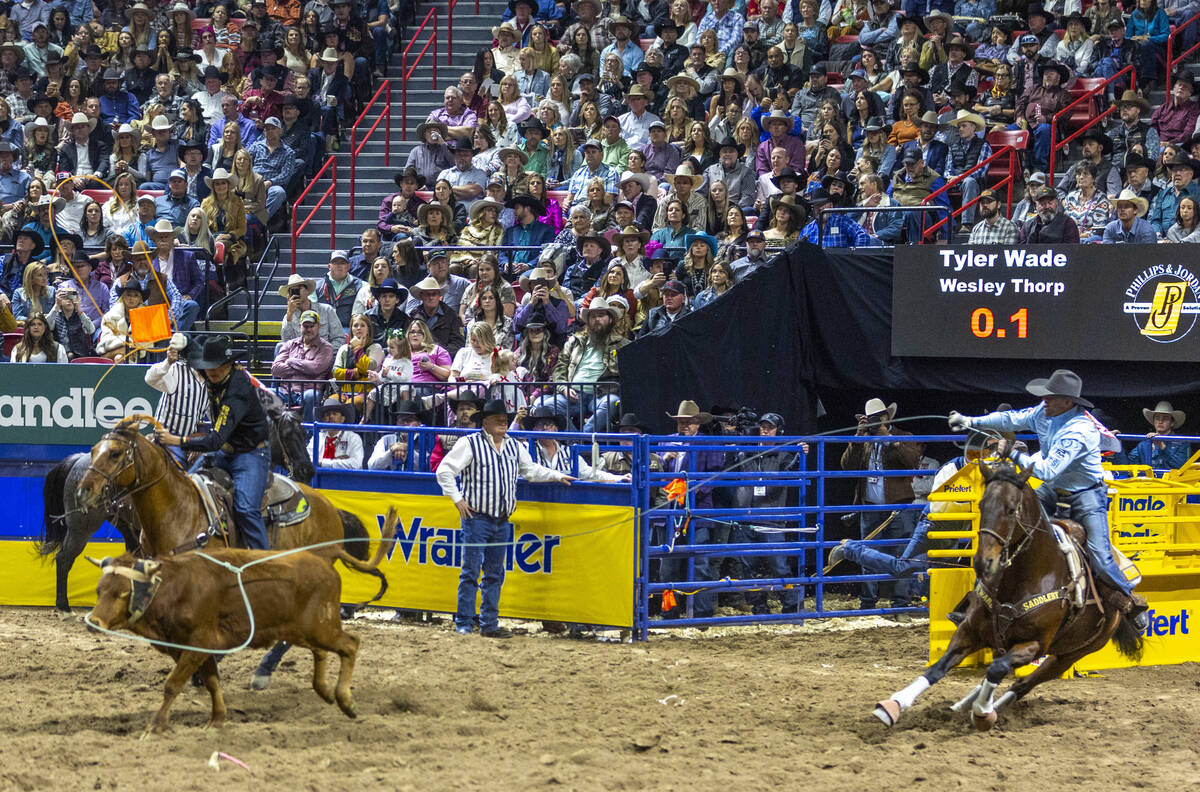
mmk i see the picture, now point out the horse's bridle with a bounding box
[977,490,1046,575]
[84,430,168,508]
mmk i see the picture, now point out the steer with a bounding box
[87,508,397,738]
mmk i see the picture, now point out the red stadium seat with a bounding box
[2,332,21,357]
[833,34,859,44]
[70,356,116,364]
[639,38,654,52]
[826,72,845,88]
[985,129,1029,189]
[1066,77,1107,129]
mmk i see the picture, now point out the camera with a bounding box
[288,286,302,297]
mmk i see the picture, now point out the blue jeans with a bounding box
[843,510,933,580]
[857,507,920,608]
[265,185,287,219]
[456,514,510,631]
[1030,122,1052,173]
[205,444,271,550]
[175,297,200,331]
[1036,483,1131,595]
[535,391,619,432]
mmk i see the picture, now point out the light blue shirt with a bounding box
[599,39,645,76]
[973,404,1105,492]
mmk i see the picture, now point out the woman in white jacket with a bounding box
[97,282,150,363]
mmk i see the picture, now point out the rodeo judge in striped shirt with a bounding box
[436,398,575,639]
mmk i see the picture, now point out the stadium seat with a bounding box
[1065,77,1107,130]
[2,332,21,357]
[985,130,1029,188]
[70,356,116,364]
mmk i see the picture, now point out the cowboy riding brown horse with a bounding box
[873,460,1144,731]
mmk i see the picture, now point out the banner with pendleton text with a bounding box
[0,363,161,445]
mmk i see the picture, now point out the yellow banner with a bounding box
[1,491,635,629]
[318,490,635,627]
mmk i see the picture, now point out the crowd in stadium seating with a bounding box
[0,0,399,360]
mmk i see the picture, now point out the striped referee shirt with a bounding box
[534,440,621,483]
[436,431,564,519]
[145,359,211,436]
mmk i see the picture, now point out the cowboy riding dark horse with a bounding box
[154,336,272,550]
[949,368,1149,632]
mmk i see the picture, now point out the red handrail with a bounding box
[290,157,337,273]
[349,79,391,219]
[1048,65,1135,180]
[1166,10,1200,93]
[401,8,439,141]
[920,146,1019,241]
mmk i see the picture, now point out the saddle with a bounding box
[1049,517,1141,612]
[191,466,311,548]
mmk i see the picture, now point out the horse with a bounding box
[38,390,313,613]
[873,461,1144,731]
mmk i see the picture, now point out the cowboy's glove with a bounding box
[948,411,972,432]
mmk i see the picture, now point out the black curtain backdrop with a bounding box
[619,242,1200,438]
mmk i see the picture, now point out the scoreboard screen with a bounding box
[891,244,1200,362]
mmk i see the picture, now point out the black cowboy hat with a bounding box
[114,280,151,300]
[1027,4,1055,26]
[318,396,356,422]
[187,335,244,369]
[14,228,44,256]
[771,168,802,189]
[519,116,547,136]
[1041,61,1070,83]
[1123,154,1156,174]
[521,404,567,431]
[178,142,207,158]
[449,391,485,410]
[506,193,546,215]
[716,136,744,155]
[370,277,408,300]
[393,399,426,418]
[821,170,851,189]
[616,412,648,432]
[1166,151,1200,177]
[1077,127,1113,156]
[1025,369,1092,408]
[479,398,514,421]
[899,64,930,84]
[393,165,425,189]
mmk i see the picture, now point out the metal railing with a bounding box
[1048,65,1135,181]
[814,205,947,246]
[401,8,439,140]
[349,79,391,220]
[1166,9,1200,93]
[921,146,1020,241]
[290,156,337,273]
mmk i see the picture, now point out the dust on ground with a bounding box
[0,607,1197,792]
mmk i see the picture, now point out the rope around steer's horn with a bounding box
[113,414,167,434]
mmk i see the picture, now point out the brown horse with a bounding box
[76,416,371,564]
[873,461,1143,731]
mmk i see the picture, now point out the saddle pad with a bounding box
[263,474,310,528]
[1050,523,1087,608]
[189,472,226,536]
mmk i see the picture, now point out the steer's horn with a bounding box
[84,556,109,568]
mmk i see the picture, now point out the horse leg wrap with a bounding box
[994,690,1016,711]
[971,680,998,717]
[951,683,984,713]
[893,676,931,709]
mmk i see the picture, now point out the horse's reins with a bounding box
[84,430,170,508]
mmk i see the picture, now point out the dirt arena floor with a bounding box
[1,607,1197,792]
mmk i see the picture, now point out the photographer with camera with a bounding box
[278,272,345,347]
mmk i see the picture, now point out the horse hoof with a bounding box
[972,710,998,731]
[873,699,901,727]
[250,673,271,691]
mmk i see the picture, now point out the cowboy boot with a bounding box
[946,592,972,625]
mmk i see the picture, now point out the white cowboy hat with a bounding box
[1112,187,1149,218]
[619,171,652,193]
[948,109,987,130]
[411,275,448,294]
[665,400,712,423]
[859,397,897,421]
[150,115,173,130]
[205,167,233,188]
[581,295,620,320]
[277,272,317,298]
[665,164,698,185]
[469,197,505,223]
[149,218,175,235]
[1144,401,1186,429]
[318,47,340,63]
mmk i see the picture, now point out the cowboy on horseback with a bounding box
[949,368,1149,631]
[153,336,272,551]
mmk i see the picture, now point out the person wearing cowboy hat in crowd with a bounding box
[600,14,645,76]
[307,48,349,150]
[0,141,30,211]
[515,117,551,177]
[177,142,213,202]
[1107,90,1160,165]
[356,276,405,345]
[522,404,630,482]
[414,247,471,313]
[499,193,555,274]
[139,115,182,190]
[840,397,923,610]
[949,371,1150,630]
[617,170,658,231]
[653,163,710,232]
[563,230,611,296]
[315,397,363,469]
[514,260,575,340]
[800,187,872,247]
[598,412,665,479]
[147,217,204,313]
[912,110,949,177]
[404,121,455,191]
[1150,72,1200,145]
[1006,6,1060,66]
[755,109,807,177]
[157,336,274,551]
[367,400,428,471]
[56,111,111,188]
[407,271,466,355]
[278,271,344,344]
[1016,60,1072,172]
[941,109,992,230]
[1101,188,1158,242]
[917,10,956,71]
[377,166,428,239]
[929,35,978,107]
[1054,127,1121,198]
[436,398,575,638]
[529,294,627,431]
[705,137,757,212]
[1113,401,1192,471]
[1149,151,1200,234]
[1123,155,1161,208]
[566,137,619,208]
[96,66,141,125]
[617,83,662,151]
[437,137,488,211]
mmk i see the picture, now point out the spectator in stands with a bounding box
[207,94,258,153]
[639,277,689,335]
[801,188,871,247]
[756,109,806,176]
[52,176,89,235]
[0,142,30,208]
[246,117,297,221]
[1116,401,1192,469]
[139,116,180,190]
[10,309,66,361]
[1103,188,1158,242]
[1055,129,1122,199]
[705,138,756,212]
[12,260,54,321]
[1062,162,1113,238]
[1125,155,1161,206]
[57,112,111,187]
[367,400,425,469]
[1015,61,1071,173]
[496,193,554,275]
[966,189,1019,244]
[359,277,407,344]
[24,194,68,258]
[352,254,391,316]
[1020,185,1081,242]
[200,168,248,276]
[427,85,478,144]
[1109,90,1161,165]
[59,254,108,326]
[884,143,950,244]
[343,227,383,281]
[1167,194,1200,241]
[402,122,454,191]
[314,249,361,330]
[565,138,619,208]
[1152,72,1200,146]
[97,67,140,126]
[45,282,94,360]
[942,110,991,230]
[332,312,383,416]
[1150,152,1200,233]
[279,271,344,344]
[512,262,572,339]
[692,258,735,310]
[534,295,625,431]
[438,138,487,212]
[1127,0,1170,90]
[119,193,156,247]
[407,274,466,356]
[729,228,769,282]
[147,217,204,312]
[155,169,201,228]
[272,308,334,421]
[178,143,213,202]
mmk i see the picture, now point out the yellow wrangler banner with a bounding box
[324,490,635,628]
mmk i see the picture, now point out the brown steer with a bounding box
[87,508,397,738]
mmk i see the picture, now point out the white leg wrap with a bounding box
[892,676,931,710]
[971,680,998,717]
[994,690,1016,710]
[951,683,983,712]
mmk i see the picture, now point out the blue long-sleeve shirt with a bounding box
[247,139,298,186]
[499,219,556,267]
[973,404,1105,493]
[1127,8,1170,44]
[1118,437,1191,470]
[99,91,141,126]
[1101,217,1158,243]
[800,213,873,247]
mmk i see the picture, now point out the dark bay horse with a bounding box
[38,392,312,612]
[874,461,1143,731]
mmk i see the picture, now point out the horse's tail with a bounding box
[39,453,81,558]
[1111,611,1145,662]
[338,509,371,561]
[335,507,397,606]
